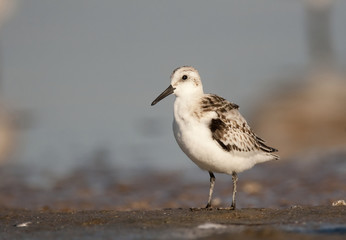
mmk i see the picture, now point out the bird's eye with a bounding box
[182,75,188,80]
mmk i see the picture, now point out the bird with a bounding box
[151,66,279,210]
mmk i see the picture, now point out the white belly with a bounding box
[172,116,260,174]
[171,97,274,174]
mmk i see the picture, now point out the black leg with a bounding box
[231,171,238,210]
[206,171,215,208]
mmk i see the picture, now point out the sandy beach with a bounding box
[1,206,345,239]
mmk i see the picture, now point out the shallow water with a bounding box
[0,150,345,210]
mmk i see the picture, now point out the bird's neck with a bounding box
[174,92,202,120]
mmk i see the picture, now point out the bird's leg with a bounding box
[231,171,238,210]
[206,171,215,208]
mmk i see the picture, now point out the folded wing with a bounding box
[201,94,279,159]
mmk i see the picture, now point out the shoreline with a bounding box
[1,205,345,239]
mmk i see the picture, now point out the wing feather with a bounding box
[201,94,278,159]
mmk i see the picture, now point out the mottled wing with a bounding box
[201,94,278,158]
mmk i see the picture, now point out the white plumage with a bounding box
[152,66,278,209]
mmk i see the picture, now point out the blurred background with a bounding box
[0,0,345,210]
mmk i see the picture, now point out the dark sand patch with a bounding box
[1,206,345,239]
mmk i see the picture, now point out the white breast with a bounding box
[172,97,268,174]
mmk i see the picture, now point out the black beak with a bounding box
[151,85,175,106]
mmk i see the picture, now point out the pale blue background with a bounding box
[1,0,345,177]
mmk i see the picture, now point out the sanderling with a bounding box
[151,66,278,209]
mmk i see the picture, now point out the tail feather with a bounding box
[255,136,279,160]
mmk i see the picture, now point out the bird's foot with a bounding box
[190,206,214,211]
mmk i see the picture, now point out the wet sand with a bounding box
[0,150,345,239]
[1,206,346,239]
[1,150,346,210]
